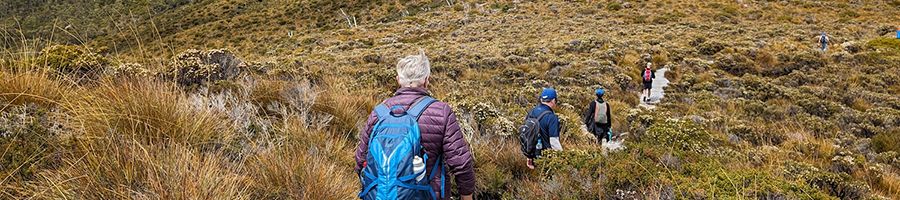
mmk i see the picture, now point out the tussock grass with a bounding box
[3,0,900,199]
[0,71,72,108]
[64,78,231,145]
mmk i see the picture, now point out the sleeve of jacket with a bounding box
[355,111,379,173]
[582,102,594,132]
[442,106,476,196]
[605,103,613,129]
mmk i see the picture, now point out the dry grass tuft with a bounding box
[0,72,72,108]
[64,78,232,146]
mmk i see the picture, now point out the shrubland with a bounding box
[2,0,900,199]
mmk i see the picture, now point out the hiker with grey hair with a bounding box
[356,51,475,200]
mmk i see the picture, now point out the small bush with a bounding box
[873,131,900,153]
[698,40,726,56]
[866,37,900,52]
[34,45,109,79]
[640,118,713,153]
[0,105,63,188]
[715,51,759,76]
[797,97,843,119]
[606,2,623,11]
[164,49,243,87]
[768,52,826,77]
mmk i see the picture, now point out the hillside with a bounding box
[2,0,900,199]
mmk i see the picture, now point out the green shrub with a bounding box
[873,131,900,153]
[640,118,714,153]
[715,51,758,76]
[783,161,870,199]
[767,52,825,77]
[797,97,843,119]
[698,40,726,56]
[866,37,900,52]
[163,49,243,87]
[606,2,623,11]
[0,105,62,187]
[34,45,109,78]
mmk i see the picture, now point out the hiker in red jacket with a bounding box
[355,50,475,200]
[641,63,656,102]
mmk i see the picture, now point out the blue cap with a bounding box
[595,88,605,96]
[540,88,557,100]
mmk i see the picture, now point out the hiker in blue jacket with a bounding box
[525,88,562,169]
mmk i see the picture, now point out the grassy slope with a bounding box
[2,0,900,199]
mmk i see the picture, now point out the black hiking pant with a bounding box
[593,124,611,144]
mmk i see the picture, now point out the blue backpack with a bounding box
[359,96,446,200]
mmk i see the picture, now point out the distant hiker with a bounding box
[518,88,562,169]
[896,27,899,39]
[356,51,475,200]
[582,88,612,144]
[817,32,830,52]
[641,63,655,102]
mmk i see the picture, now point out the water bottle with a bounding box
[413,155,425,181]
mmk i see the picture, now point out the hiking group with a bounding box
[351,28,884,199]
[354,50,654,199]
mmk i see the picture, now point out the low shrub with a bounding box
[873,131,900,153]
[0,105,64,190]
[163,49,243,87]
[797,97,843,119]
[715,51,759,76]
[33,45,110,80]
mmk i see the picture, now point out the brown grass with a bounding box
[0,71,72,108]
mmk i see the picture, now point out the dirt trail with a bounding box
[639,68,671,109]
[603,68,670,152]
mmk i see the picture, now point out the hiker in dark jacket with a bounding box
[524,88,562,169]
[355,51,475,200]
[582,88,612,144]
[641,63,656,102]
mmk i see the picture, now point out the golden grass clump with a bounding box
[63,78,232,145]
[0,72,72,108]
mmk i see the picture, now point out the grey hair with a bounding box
[396,50,431,87]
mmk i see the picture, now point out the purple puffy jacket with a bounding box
[355,87,476,198]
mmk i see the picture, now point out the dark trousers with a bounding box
[593,125,610,144]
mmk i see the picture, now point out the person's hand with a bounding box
[526,158,535,169]
[461,195,474,200]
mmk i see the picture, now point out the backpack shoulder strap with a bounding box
[373,104,391,119]
[536,110,553,121]
[407,96,437,120]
